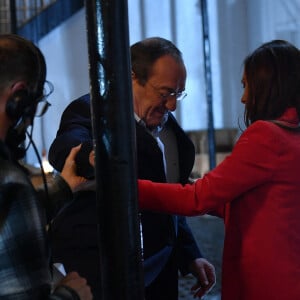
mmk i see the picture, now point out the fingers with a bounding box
[61,144,81,175]
[191,282,206,298]
[59,272,93,300]
[60,144,88,192]
[189,258,216,298]
[89,150,95,167]
[197,264,210,286]
[191,280,214,299]
[61,271,80,281]
[191,280,211,298]
[65,144,82,165]
[206,265,216,288]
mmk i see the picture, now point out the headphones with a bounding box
[1,34,46,159]
[6,89,38,123]
[3,34,46,125]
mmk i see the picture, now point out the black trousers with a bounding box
[144,252,178,300]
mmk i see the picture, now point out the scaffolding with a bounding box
[0,0,57,33]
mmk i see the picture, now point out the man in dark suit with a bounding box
[49,37,215,299]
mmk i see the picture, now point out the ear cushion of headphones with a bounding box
[6,89,32,121]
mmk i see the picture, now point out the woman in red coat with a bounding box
[138,40,300,300]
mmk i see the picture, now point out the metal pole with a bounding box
[84,1,144,299]
[9,1,17,34]
[200,0,216,169]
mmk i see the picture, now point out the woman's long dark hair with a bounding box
[243,40,300,127]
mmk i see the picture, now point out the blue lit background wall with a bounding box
[25,0,300,165]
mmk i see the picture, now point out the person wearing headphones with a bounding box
[0,34,92,299]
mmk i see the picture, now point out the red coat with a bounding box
[139,108,300,300]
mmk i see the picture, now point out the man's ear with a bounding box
[5,81,30,121]
[131,71,141,86]
[11,81,27,94]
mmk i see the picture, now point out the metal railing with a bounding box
[0,0,57,33]
[16,0,56,27]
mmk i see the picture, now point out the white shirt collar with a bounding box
[134,112,169,137]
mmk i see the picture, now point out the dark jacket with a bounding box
[49,94,202,299]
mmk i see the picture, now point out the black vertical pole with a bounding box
[9,0,17,33]
[200,0,216,169]
[9,1,17,33]
[84,1,144,299]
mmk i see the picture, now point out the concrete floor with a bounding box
[178,215,224,300]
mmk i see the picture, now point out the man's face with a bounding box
[132,55,186,128]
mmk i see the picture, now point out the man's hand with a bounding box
[60,144,87,192]
[89,150,95,167]
[189,258,216,298]
[57,271,93,300]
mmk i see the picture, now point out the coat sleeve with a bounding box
[49,285,80,299]
[35,175,73,221]
[48,95,94,179]
[138,121,281,216]
[176,216,202,275]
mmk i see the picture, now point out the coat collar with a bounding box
[277,108,299,126]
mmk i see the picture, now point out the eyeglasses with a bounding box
[147,82,187,101]
[35,80,53,117]
[35,99,51,117]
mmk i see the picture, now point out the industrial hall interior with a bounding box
[0,0,300,300]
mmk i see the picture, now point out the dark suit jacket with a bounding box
[49,94,202,300]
